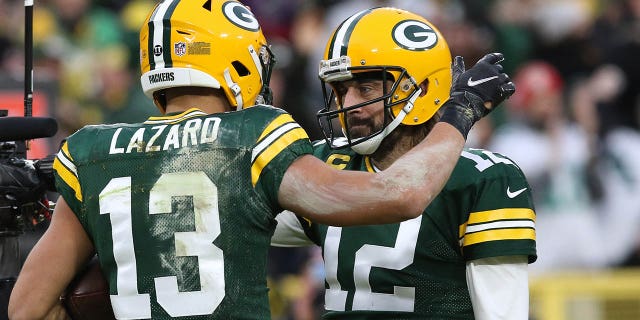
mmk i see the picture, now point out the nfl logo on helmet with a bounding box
[174,42,186,56]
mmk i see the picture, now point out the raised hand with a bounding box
[451,53,516,109]
[439,52,516,138]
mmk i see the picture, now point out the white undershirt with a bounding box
[467,256,529,320]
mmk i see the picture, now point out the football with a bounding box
[62,256,115,320]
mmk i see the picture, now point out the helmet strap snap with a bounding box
[223,68,243,110]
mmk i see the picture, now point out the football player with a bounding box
[9,1,509,319]
[272,7,536,320]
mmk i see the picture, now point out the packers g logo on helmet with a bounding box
[392,20,438,51]
[222,1,260,31]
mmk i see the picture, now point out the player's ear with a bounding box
[419,79,429,97]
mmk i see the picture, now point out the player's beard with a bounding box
[344,110,385,139]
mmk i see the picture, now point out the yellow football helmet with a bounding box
[139,0,275,112]
[317,7,452,154]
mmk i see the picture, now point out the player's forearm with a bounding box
[9,271,64,320]
[9,241,64,320]
[280,155,421,225]
[9,301,69,320]
[377,121,465,217]
[279,125,465,226]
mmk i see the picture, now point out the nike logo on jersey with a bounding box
[506,186,527,198]
[467,76,498,87]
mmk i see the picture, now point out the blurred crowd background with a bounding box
[1,0,640,319]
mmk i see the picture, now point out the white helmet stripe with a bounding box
[149,0,179,70]
[328,9,371,59]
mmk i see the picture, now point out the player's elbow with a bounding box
[397,196,430,220]
[384,183,435,222]
[382,190,431,222]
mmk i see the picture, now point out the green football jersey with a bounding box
[296,141,537,320]
[52,106,312,319]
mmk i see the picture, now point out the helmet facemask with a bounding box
[316,7,453,154]
[317,56,422,154]
[253,44,276,106]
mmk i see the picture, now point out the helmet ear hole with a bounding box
[419,79,429,97]
[232,61,250,76]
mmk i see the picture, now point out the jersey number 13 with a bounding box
[99,172,223,318]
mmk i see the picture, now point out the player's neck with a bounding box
[164,87,232,115]
[371,124,430,170]
[166,97,230,114]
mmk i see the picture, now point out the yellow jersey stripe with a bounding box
[53,143,82,201]
[459,208,535,238]
[251,127,308,186]
[462,228,536,247]
[364,156,375,173]
[59,143,75,172]
[469,208,535,224]
[252,122,303,162]
[258,114,296,141]
[301,216,312,227]
[144,108,206,125]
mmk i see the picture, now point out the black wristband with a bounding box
[438,92,486,139]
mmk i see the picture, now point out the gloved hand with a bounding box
[439,52,516,138]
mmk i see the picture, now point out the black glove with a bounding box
[440,53,516,138]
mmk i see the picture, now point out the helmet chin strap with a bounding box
[224,68,243,110]
[350,88,422,155]
[225,45,270,109]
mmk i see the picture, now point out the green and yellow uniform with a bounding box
[285,141,537,319]
[53,106,311,319]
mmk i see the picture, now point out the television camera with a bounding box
[0,111,58,316]
[0,110,58,236]
[0,0,63,316]
[0,0,58,237]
